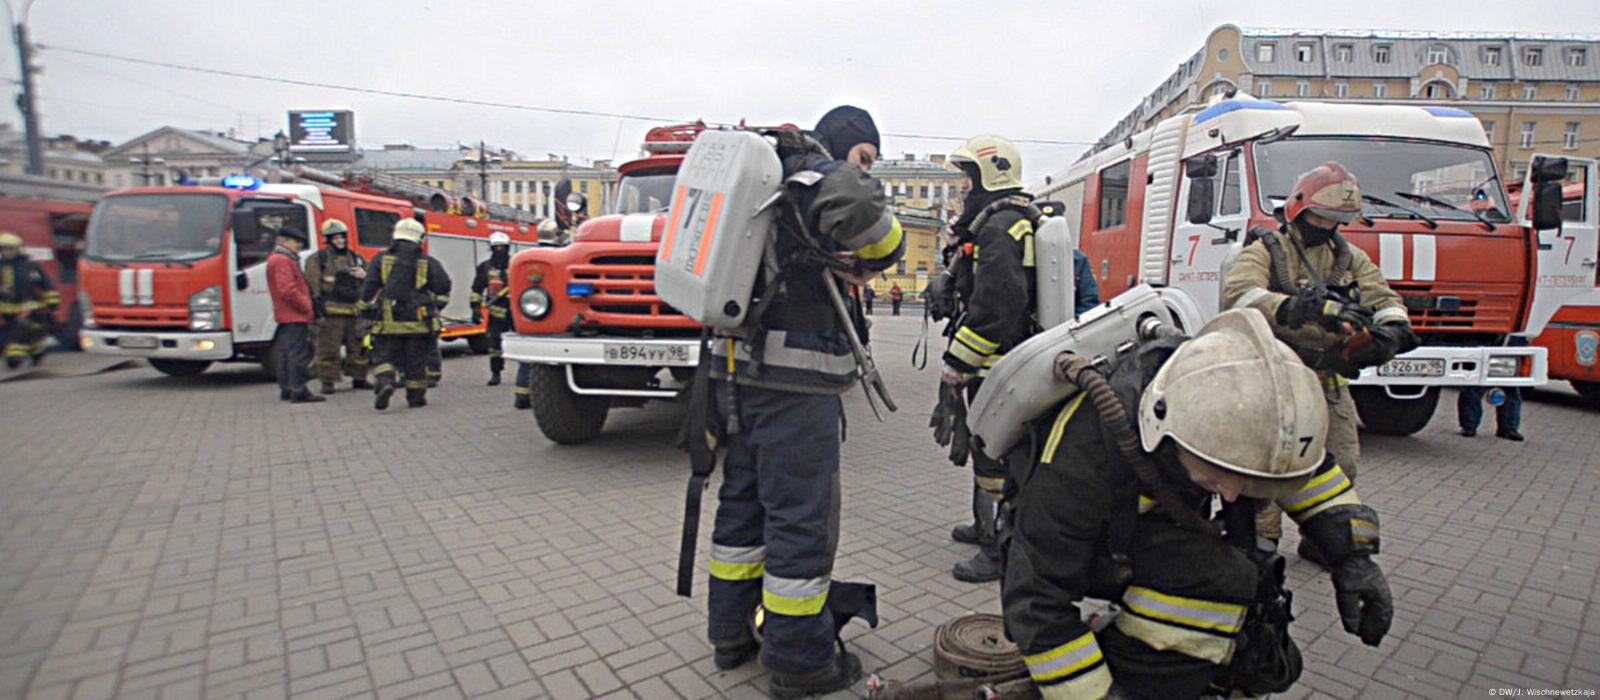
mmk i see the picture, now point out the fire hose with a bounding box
[865,614,1039,700]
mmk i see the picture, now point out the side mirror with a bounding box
[1532,181,1564,231]
[1184,155,1219,179]
[235,272,248,291]
[1184,155,1219,225]
[231,211,261,246]
[1531,156,1569,184]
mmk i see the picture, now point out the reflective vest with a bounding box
[372,256,433,335]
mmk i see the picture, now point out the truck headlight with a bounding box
[1487,355,1520,378]
[188,285,223,331]
[520,287,551,320]
[79,290,94,328]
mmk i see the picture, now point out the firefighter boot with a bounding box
[374,379,396,411]
[487,371,501,387]
[768,650,863,700]
[321,381,336,395]
[951,485,989,545]
[352,378,372,390]
[406,388,427,408]
[514,394,531,410]
[953,497,1002,583]
[713,638,760,671]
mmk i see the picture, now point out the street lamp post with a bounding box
[4,0,43,176]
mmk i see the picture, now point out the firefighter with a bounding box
[940,134,1042,584]
[1004,309,1392,700]
[471,232,514,386]
[361,218,451,410]
[0,232,58,368]
[703,105,900,698]
[1221,161,1417,555]
[304,219,371,393]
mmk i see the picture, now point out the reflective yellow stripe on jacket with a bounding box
[1024,631,1113,700]
[949,325,999,368]
[1115,586,1247,665]
[1278,464,1359,524]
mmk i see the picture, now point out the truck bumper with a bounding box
[502,333,700,400]
[81,330,235,361]
[1350,344,1547,397]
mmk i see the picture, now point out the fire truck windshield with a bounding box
[1255,138,1512,224]
[87,194,228,262]
[616,172,676,214]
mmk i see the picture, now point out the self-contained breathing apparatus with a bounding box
[1245,224,1375,379]
[662,128,896,598]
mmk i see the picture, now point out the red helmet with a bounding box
[1285,162,1362,224]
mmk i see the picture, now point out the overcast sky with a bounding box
[7,0,1596,178]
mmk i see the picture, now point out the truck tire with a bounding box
[1350,385,1439,436]
[1573,380,1600,409]
[529,364,610,444]
[149,359,211,377]
[53,302,83,351]
[466,333,491,355]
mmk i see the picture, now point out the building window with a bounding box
[1427,45,1448,65]
[1524,47,1544,66]
[1521,121,1536,149]
[1512,162,1528,181]
[1481,84,1496,99]
[1482,120,1496,143]
[1565,122,1581,150]
[1570,48,1588,67]
[1335,44,1353,62]
[1210,82,1232,98]
[1296,43,1314,63]
[1296,80,1310,97]
[1257,80,1272,96]
[1567,84,1581,101]
[1256,43,1275,62]
[1484,46,1502,66]
[1524,84,1538,100]
[919,185,930,199]
[1097,160,1131,230]
[94,173,103,185]
[1218,47,1229,62]
[1374,44,1391,64]
[1424,82,1452,99]
[1335,81,1349,98]
[501,181,509,195]
[1373,82,1388,98]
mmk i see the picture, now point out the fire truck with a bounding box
[1516,181,1600,407]
[0,179,96,350]
[1037,94,1596,435]
[501,122,792,444]
[80,169,537,377]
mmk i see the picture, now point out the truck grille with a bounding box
[568,254,696,330]
[92,306,189,330]
[1391,281,1520,334]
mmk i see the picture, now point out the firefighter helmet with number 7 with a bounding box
[1285,161,1362,224]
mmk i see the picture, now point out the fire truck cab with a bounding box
[1039,95,1592,435]
[1521,179,1600,406]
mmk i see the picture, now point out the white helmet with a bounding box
[488,232,511,247]
[948,134,1023,192]
[1138,309,1328,497]
[392,218,426,244]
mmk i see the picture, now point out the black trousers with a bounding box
[487,316,510,374]
[272,322,314,395]
[372,333,433,390]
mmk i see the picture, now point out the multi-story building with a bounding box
[867,154,966,295]
[1088,25,1600,179]
[100,126,275,188]
[0,125,115,190]
[357,144,616,219]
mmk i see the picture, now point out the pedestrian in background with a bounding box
[267,227,324,403]
[890,283,903,316]
[303,219,371,394]
[863,285,876,315]
[1458,337,1527,441]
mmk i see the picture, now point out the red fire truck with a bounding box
[80,171,537,376]
[1515,181,1600,406]
[1037,95,1596,434]
[0,183,95,350]
[501,122,791,444]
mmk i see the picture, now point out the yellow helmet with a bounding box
[392,218,426,244]
[948,134,1023,192]
[1138,309,1328,497]
[320,219,350,237]
[0,232,21,248]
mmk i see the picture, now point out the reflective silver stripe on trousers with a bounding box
[763,573,829,601]
[710,544,765,564]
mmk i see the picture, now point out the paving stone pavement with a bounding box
[1,316,1597,699]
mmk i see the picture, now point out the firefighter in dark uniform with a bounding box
[472,232,514,386]
[361,218,452,410]
[704,106,901,698]
[0,232,58,368]
[940,134,1040,584]
[1004,309,1393,700]
[1221,162,1416,556]
[304,219,371,393]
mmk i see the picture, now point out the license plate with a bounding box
[1377,358,1444,377]
[604,343,690,365]
[118,335,158,349]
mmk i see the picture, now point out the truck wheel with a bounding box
[1350,386,1440,436]
[1573,381,1600,409]
[529,364,610,444]
[466,333,491,355]
[149,359,212,377]
[53,302,83,351]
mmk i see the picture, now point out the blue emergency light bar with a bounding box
[220,174,262,190]
[566,282,596,297]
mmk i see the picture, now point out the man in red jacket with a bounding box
[267,227,325,403]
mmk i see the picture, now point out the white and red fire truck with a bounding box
[80,170,537,377]
[1037,94,1596,434]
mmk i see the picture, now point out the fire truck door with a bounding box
[230,200,315,345]
[1171,151,1249,314]
[1517,156,1598,338]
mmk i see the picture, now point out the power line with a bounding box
[38,44,1098,147]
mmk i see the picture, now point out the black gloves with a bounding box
[1332,556,1393,646]
[1346,322,1419,370]
[1276,288,1373,333]
[925,271,958,321]
[930,382,970,467]
[312,297,326,320]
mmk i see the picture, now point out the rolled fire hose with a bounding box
[866,614,1037,700]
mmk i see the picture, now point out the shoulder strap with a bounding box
[969,195,1042,237]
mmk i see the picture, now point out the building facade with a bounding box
[869,154,966,295]
[1090,26,1600,180]
[0,125,115,190]
[100,126,274,188]
[359,144,616,220]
